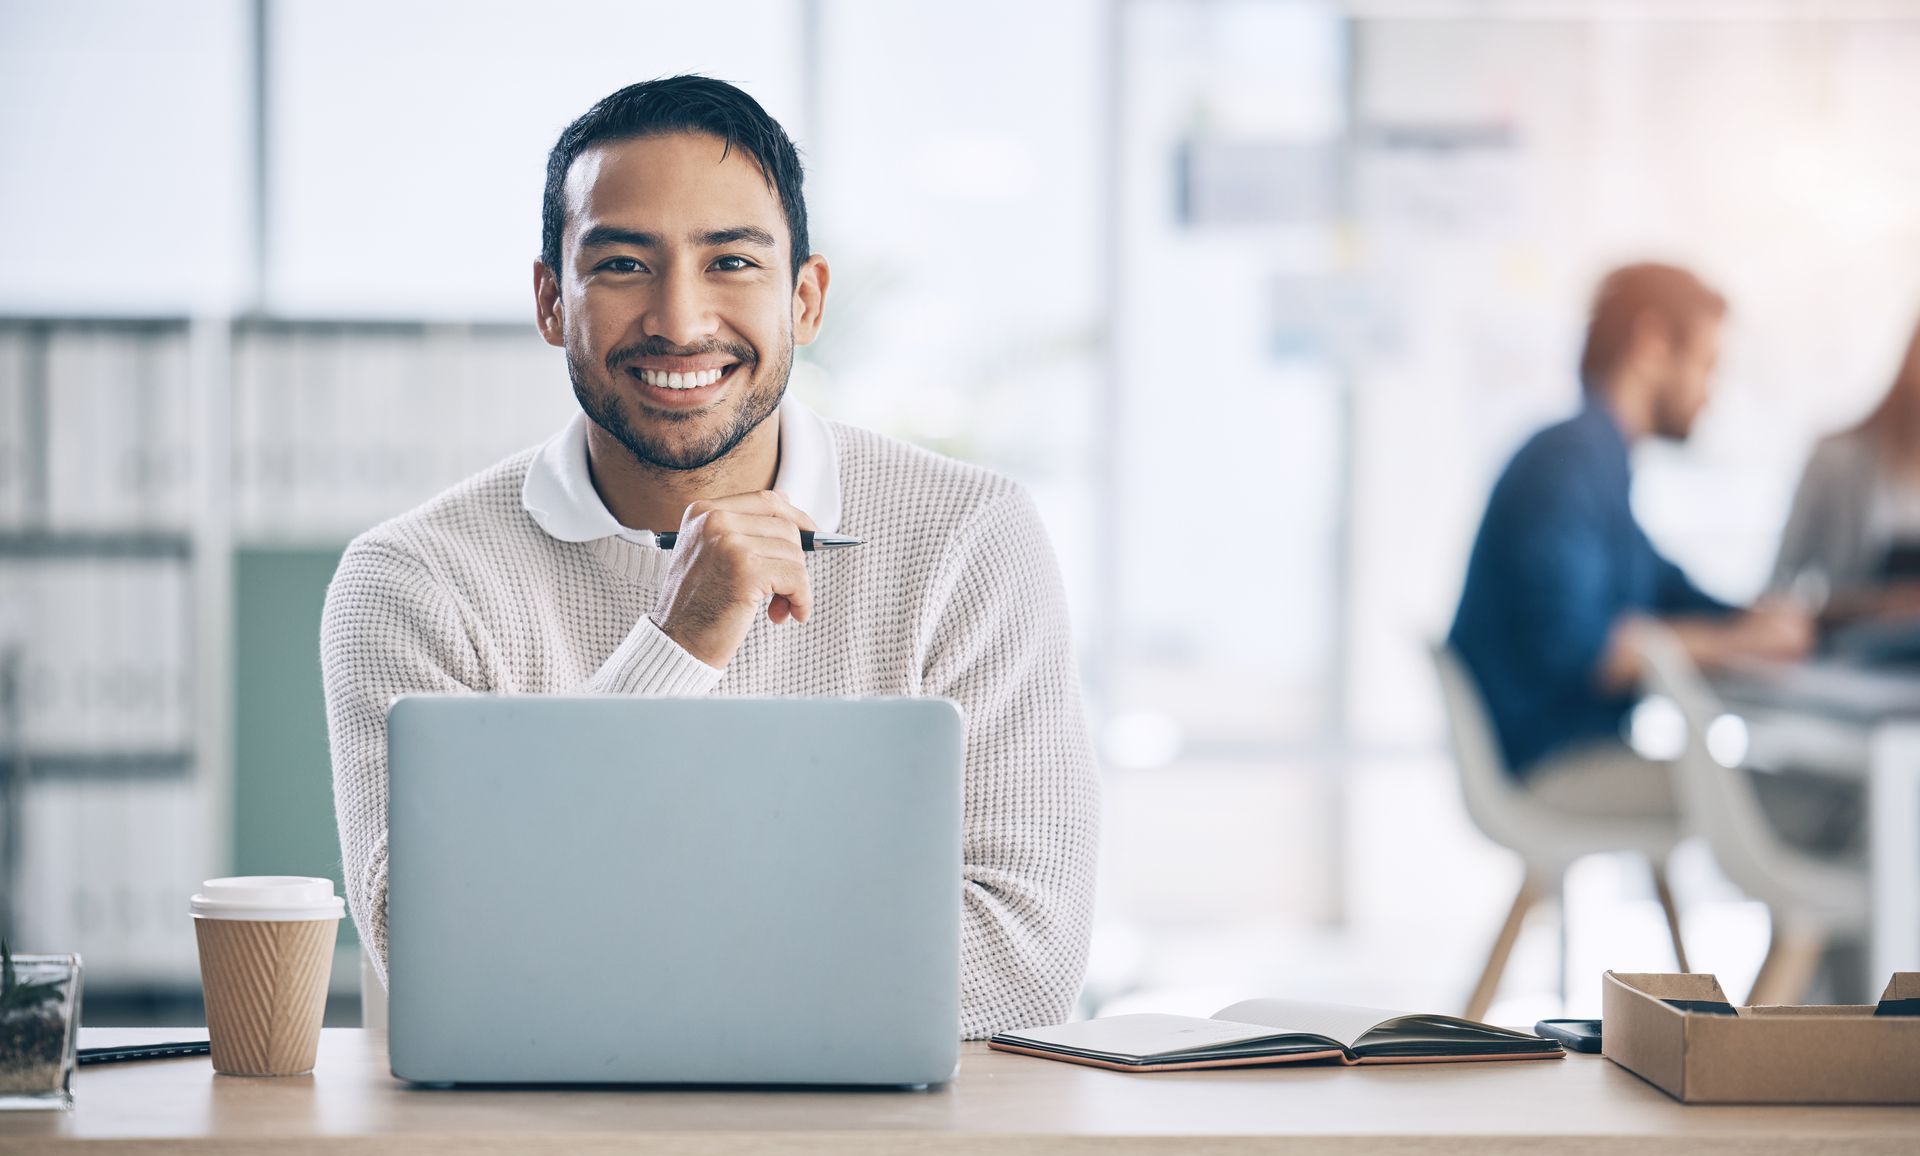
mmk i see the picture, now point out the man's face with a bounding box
[536,132,824,471]
[1651,315,1723,442]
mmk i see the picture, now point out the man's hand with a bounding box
[1826,580,1920,624]
[649,490,818,669]
[1603,597,1815,692]
[1729,596,1815,663]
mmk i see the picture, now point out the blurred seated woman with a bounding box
[1774,320,1920,624]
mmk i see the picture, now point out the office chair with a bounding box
[1633,623,1868,1005]
[1430,642,1690,1020]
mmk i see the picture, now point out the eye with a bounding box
[711,255,757,272]
[598,257,646,274]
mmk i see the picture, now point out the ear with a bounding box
[791,254,830,346]
[533,258,565,348]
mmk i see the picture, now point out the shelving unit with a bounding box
[0,315,573,997]
[0,318,204,988]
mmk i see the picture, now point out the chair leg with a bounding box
[1749,922,1825,1006]
[1466,878,1539,1022]
[1556,876,1570,1010]
[1650,863,1690,973]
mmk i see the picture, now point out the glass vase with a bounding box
[0,954,82,1110]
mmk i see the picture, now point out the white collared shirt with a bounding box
[520,398,843,545]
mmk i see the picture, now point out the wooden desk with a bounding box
[4,1028,1918,1153]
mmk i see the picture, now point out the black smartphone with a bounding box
[1533,1019,1602,1054]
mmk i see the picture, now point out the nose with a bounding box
[641,261,718,348]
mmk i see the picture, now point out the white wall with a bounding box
[265,0,806,319]
[0,1,251,315]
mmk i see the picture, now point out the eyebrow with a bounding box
[699,226,776,249]
[578,224,777,250]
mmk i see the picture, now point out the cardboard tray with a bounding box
[1601,970,1920,1104]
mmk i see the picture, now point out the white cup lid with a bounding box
[191,876,346,921]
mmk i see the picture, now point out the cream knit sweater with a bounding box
[320,419,1100,1039]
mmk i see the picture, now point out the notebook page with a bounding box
[1211,999,1406,1049]
[999,1014,1323,1058]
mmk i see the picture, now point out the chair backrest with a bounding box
[1428,641,1537,852]
[1632,622,1794,894]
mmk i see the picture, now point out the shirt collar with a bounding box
[521,397,842,546]
[1579,396,1633,471]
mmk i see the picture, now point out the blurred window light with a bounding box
[0,1,249,313]
[1628,695,1685,762]
[1191,1,1347,140]
[908,132,1033,204]
[1706,713,1750,770]
[1628,696,1751,769]
[1103,711,1185,771]
[266,0,805,319]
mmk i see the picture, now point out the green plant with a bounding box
[0,940,66,1013]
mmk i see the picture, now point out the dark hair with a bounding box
[1579,263,1728,390]
[541,75,809,284]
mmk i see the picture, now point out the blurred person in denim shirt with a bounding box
[1448,264,1846,844]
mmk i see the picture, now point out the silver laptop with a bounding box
[384,695,963,1088]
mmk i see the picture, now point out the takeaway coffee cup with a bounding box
[190,877,345,1076]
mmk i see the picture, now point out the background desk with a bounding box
[4,1028,1918,1154]
[1715,659,1920,983]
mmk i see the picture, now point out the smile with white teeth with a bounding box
[635,366,731,390]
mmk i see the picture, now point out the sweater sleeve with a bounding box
[320,537,482,993]
[921,487,1101,1039]
[579,614,724,696]
[321,536,719,990]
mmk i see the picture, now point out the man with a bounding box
[1449,263,1814,817]
[320,76,1099,1040]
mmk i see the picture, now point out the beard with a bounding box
[1653,385,1702,442]
[567,332,791,472]
[1656,413,1695,442]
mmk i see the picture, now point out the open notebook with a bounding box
[989,999,1564,1072]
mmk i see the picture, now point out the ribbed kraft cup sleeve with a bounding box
[194,917,339,1076]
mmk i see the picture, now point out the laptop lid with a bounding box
[385,695,963,1086]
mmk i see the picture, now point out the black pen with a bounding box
[78,1040,212,1065]
[651,530,861,551]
